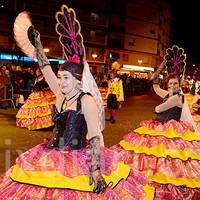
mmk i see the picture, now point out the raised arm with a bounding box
[34,29,62,97]
[155,95,182,113]
[153,83,168,98]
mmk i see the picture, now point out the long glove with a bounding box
[89,136,107,193]
[33,29,50,69]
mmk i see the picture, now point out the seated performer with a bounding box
[114,46,200,199]
[0,5,155,199]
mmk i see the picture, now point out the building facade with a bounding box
[107,0,172,78]
[0,0,172,77]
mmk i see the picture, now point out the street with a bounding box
[0,91,161,175]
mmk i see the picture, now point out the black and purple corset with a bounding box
[48,92,90,150]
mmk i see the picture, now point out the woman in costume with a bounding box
[0,6,155,199]
[106,62,124,124]
[113,46,200,199]
[16,68,56,130]
[98,74,108,109]
[191,89,200,132]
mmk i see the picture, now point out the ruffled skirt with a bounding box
[113,119,200,199]
[0,138,155,199]
[16,90,56,130]
[191,109,200,133]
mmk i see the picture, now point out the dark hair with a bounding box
[166,74,181,87]
[59,62,83,81]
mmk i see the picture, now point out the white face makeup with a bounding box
[57,71,79,95]
[168,78,180,94]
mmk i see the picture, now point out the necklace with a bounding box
[62,93,79,110]
[67,93,78,102]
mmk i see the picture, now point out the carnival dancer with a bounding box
[113,46,200,199]
[191,89,200,132]
[16,68,56,130]
[0,6,155,199]
[106,61,124,124]
[98,74,108,109]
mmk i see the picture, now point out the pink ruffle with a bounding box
[16,115,53,128]
[150,182,200,200]
[17,104,53,118]
[16,90,55,130]
[29,90,55,99]
[140,119,194,135]
[113,143,200,181]
[123,132,200,154]
[0,140,149,199]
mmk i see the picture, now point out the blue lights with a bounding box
[0,54,65,64]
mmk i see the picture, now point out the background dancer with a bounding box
[106,62,124,124]
[16,68,56,130]
[113,45,200,199]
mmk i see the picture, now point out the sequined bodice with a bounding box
[48,92,89,150]
[156,93,184,123]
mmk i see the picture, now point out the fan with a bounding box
[14,11,36,59]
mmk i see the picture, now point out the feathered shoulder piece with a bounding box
[164,45,186,77]
[55,5,85,67]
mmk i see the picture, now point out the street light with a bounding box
[43,48,50,53]
[138,59,143,64]
[92,53,97,58]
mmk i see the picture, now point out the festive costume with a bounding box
[113,46,200,198]
[106,62,124,123]
[0,5,155,199]
[16,77,56,130]
[191,94,200,133]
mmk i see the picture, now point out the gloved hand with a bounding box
[89,167,107,193]
[89,136,107,193]
[32,29,50,69]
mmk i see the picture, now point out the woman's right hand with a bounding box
[89,168,107,194]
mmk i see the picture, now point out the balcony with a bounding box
[86,53,106,64]
[0,21,13,33]
[82,33,107,45]
[77,14,107,27]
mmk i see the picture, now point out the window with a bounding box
[123,54,129,62]
[143,57,149,64]
[150,27,155,34]
[130,22,136,30]
[151,11,156,19]
[129,38,135,46]
[130,6,136,14]
[149,41,154,49]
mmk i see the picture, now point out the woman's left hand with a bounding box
[89,169,107,193]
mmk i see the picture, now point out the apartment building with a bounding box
[0,0,172,77]
[107,0,172,78]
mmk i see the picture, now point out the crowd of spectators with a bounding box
[94,72,155,95]
[0,61,37,109]
[0,60,168,109]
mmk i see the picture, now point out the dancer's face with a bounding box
[57,70,79,95]
[168,78,180,94]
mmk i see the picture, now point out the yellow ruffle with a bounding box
[143,171,200,188]
[135,124,200,141]
[28,94,56,100]
[16,111,52,119]
[10,162,131,191]
[194,118,200,122]
[143,184,155,200]
[27,121,54,130]
[22,101,56,109]
[119,140,200,161]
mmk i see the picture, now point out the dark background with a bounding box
[169,1,200,70]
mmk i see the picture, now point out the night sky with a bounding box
[169,1,200,69]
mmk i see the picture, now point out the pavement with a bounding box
[0,91,161,175]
